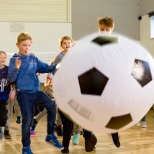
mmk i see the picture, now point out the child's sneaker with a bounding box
[85,134,97,152]
[30,130,36,136]
[46,133,64,149]
[16,116,21,124]
[61,147,69,153]
[22,146,33,154]
[31,118,38,132]
[72,133,80,145]
[4,130,11,139]
[141,121,147,128]
[0,128,3,139]
[111,133,120,148]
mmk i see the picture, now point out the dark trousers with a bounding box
[17,91,56,147]
[141,115,146,121]
[58,109,93,148]
[0,100,8,127]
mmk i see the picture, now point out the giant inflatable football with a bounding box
[52,32,154,133]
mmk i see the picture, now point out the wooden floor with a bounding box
[1,109,154,154]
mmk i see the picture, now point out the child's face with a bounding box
[98,25,114,34]
[0,53,7,66]
[61,39,72,52]
[16,39,32,56]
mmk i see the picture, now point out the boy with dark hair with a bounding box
[97,16,120,148]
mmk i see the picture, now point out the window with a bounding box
[149,11,154,39]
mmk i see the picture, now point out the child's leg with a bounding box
[72,123,81,144]
[58,109,74,153]
[30,105,47,136]
[36,91,55,134]
[17,92,34,147]
[35,108,47,122]
[36,91,63,149]
[44,89,63,134]
[30,108,47,134]
[0,127,3,139]
[4,100,13,139]
[141,115,146,122]
[55,105,63,136]
[73,123,81,134]
[55,105,62,126]
[0,101,8,126]
[4,100,12,131]
[14,99,21,117]
[0,100,8,139]
[44,89,62,126]
[141,115,147,128]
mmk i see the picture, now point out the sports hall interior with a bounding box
[1,0,154,153]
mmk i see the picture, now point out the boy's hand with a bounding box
[15,57,21,70]
[56,63,61,70]
[9,89,16,101]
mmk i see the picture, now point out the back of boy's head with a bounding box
[98,17,114,28]
[17,32,33,44]
[59,36,73,47]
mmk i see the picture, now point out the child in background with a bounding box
[97,16,120,148]
[7,32,63,154]
[0,51,16,139]
[51,36,97,153]
[98,16,114,34]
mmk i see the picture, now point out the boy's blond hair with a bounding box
[17,32,33,44]
[97,17,114,28]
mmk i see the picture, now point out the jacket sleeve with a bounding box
[7,58,18,83]
[37,57,57,73]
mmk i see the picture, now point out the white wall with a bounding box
[0,0,71,22]
[138,0,154,58]
[139,0,154,16]
[140,15,154,58]
[72,0,140,40]
[0,22,72,53]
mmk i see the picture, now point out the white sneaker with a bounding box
[141,121,147,128]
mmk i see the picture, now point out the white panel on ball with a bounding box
[52,32,154,133]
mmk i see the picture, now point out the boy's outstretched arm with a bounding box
[37,58,57,74]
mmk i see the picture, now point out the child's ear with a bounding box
[16,43,19,47]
